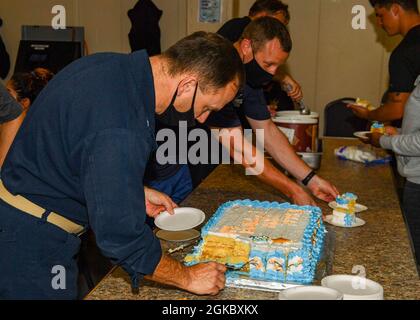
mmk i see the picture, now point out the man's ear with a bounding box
[390,3,400,17]
[176,77,198,97]
[240,39,253,62]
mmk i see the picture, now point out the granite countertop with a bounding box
[86,137,420,300]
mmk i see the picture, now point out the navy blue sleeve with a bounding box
[81,128,162,282]
[242,84,271,121]
[205,102,242,128]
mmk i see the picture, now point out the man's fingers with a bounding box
[214,263,227,273]
[161,196,176,215]
[215,279,225,291]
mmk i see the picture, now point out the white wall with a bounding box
[0,0,417,131]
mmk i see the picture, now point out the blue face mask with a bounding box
[156,83,198,127]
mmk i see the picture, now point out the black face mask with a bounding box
[156,83,198,127]
[244,55,274,89]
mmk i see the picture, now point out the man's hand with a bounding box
[146,256,226,296]
[281,74,303,101]
[267,104,278,117]
[144,187,177,218]
[307,176,339,203]
[369,132,383,148]
[385,126,399,136]
[347,104,370,120]
[368,126,399,148]
[289,185,317,206]
[184,262,227,296]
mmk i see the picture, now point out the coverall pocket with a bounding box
[0,226,18,298]
[0,228,16,242]
[22,227,81,300]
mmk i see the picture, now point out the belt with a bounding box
[0,181,85,235]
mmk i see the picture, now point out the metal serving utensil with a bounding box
[282,83,311,115]
[225,260,252,271]
[167,240,199,255]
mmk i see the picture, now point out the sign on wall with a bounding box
[199,0,222,23]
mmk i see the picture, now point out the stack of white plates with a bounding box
[321,275,384,300]
[278,286,343,300]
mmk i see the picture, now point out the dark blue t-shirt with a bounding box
[218,16,252,43]
[2,50,162,280]
[388,25,420,93]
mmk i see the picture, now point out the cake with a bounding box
[332,193,358,227]
[355,98,377,111]
[184,200,326,285]
[371,121,385,134]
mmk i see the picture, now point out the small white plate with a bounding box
[324,215,366,228]
[328,201,368,213]
[155,208,206,232]
[278,286,343,300]
[354,131,370,141]
[321,275,384,300]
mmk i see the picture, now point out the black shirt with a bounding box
[389,25,420,93]
[217,16,252,43]
[144,120,181,182]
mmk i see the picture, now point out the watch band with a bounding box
[302,170,316,186]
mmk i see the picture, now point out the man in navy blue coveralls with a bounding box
[0,32,243,299]
[206,17,339,206]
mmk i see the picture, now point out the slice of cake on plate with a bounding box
[332,193,358,227]
[355,98,378,111]
[371,121,385,134]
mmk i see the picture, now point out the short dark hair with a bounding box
[249,0,291,22]
[241,16,292,53]
[369,0,419,12]
[162,32,244,92]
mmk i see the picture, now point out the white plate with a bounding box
[324,215,366,228]
[155,208,205,232]
[328,201,368,213]
[321,275,384,300]
[278,286,343,300]
[354,131,370,141]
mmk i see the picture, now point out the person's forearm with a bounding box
[264,121,312,180]
[145,255,190,290]
[368,93,408,122]
[254,157,302,198]
[214,126,302,199]
[381,133,420,157]
[368,104,403,122]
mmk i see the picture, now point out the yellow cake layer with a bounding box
[197,235,250,265]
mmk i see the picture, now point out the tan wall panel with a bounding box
[154,0,188,50]
[0,0,78,81]
[285,0,321,111]
[315,0,393,133]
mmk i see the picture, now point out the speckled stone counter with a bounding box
[86,137,420,300]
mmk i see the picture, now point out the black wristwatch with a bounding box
[302,170,317,186]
